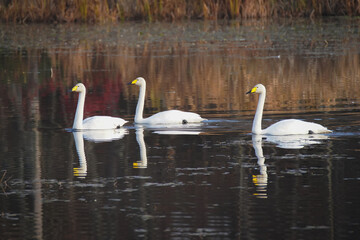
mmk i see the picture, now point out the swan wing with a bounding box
[82,116,128,130]
[143,110,206,125]
[264,119,332,135]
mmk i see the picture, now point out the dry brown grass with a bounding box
[1,0,360,23]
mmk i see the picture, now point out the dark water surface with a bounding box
[1,18,360,239]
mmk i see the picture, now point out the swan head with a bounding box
[129,77,146,86]
[72,83,86,93]
[246,84,266,94]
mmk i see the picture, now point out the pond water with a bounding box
[0,17,360,239]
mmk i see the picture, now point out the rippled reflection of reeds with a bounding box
[0,21,359,128]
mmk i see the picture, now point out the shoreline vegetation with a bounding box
[0,0,359,23]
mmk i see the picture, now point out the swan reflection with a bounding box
[73,132,87,178]
[82,128,129,142]
[73,129,129,177]
[153,130,201,135]
[133,127,147,168]
[148,122,203,135]
[132,125,202,169]
[251,133,330,198]
[264,134,329,149]
[252,135,268,198]
[137,122,204,132]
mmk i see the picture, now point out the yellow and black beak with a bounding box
[128,79,138,85]
[72,85,78,92]
[246,87,257,94]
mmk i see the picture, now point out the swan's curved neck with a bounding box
[253,90,266,134]
[135,82,146,123]
[73,90,86,129]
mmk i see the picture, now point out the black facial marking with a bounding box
[182,119,188,124]
[308,130,314,134]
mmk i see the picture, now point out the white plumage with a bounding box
[71,83,127,130]
[129,77,206,125]
[246,84,331,135]
[262,119,330,135]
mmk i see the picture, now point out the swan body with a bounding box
[72,83,127,130]
[129,77,206,125]
[262,119,331,135]
[137,110,203,125]
[246,84,331,135]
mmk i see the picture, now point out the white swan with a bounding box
[71,83,127,130]
[246,84,332,135]
[129,77,207,125]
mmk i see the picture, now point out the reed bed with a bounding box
[0,0,359,23]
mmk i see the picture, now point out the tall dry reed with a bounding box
[1,0,360,23]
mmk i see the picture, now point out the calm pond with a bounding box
[0,18,360,239]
